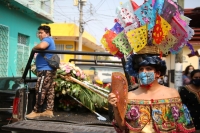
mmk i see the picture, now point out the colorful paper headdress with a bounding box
[101,0,194,58]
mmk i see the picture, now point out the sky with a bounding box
[53,0,200,45]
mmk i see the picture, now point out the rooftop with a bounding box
[185,7,200,45]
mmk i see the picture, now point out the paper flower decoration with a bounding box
[152,15,171,45]
[153,0,164,14]
[134,0,156,30]
[126,24,148,52]
[161,0,177,23]
[131,0,139,11]
[157,33,177,54]
[124,23,140,34]
[116,1,135,27]
[103,30,118,55]
[101,31,110,51]
[112,32,132,56]
[101,0,194,57]
[111,22,124,34]
[170,17,187,50]
[186,42,195,55]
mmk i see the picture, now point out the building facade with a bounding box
[48,23,105,62]
[0,0,53,77]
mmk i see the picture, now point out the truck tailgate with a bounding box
[2,120,115,133]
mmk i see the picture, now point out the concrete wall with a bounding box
[0,3,42,76]
[165,45,200,88]
[55,40,95,63]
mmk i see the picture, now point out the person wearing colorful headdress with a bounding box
[108,54,195,133]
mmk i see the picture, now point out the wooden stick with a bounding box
[59,75,108,98]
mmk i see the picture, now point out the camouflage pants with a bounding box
[33,70,56,112]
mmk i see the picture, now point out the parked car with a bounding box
[2,50,132,133]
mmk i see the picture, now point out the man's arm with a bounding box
[33,41,49,50]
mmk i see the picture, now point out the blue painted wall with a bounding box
[0,3,42,77]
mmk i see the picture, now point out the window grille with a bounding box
[0,25,9,76]
[18,33,29,45]
[16,34,29,76]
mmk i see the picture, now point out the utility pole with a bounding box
[77,0,86,59]
[174,0,184,90]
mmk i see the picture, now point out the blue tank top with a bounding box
[36,37,56,71]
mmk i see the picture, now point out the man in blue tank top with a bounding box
[26,25,56,119]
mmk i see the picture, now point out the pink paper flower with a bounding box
[76,71,80,77]
[80,74,85,79]
[66,69,71,73]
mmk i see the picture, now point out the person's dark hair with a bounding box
[126,54,167,77]
[38,25,51,36]
[184,65,194,75]
[190,69,200,79]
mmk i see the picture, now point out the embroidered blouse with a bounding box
[179,85,200,130]
[113,97,195,133]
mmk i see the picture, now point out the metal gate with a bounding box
[0,25,9,77]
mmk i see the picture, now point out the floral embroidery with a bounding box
[126,106,140,120]
[182,104,192,125]
[152,109,163,124]
[112,97,195,133]
[171,106,179,121]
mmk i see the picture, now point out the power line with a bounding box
[95,0,106,12]
[94,0,104,8]
[43,2,74,22]
[95,13,116,17]
[106,0,113,16]
[97,9,116,11]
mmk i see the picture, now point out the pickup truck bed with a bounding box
[2,120,115,133]
[2,111,115,133]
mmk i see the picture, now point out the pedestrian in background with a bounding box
[179,69,200,131]
[182,65,194,85]
[26,25,56,119]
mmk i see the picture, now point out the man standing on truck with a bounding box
[26,25,56,119]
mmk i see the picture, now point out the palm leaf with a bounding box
[79,87,95,111]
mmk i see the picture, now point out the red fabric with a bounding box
[160,51,163,58]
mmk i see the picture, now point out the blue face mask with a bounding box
[138,71,155,85]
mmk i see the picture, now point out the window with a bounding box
[0,24,9,77]
[18,34,29,45]
[56,44,64,60]
[16,33,30,76]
